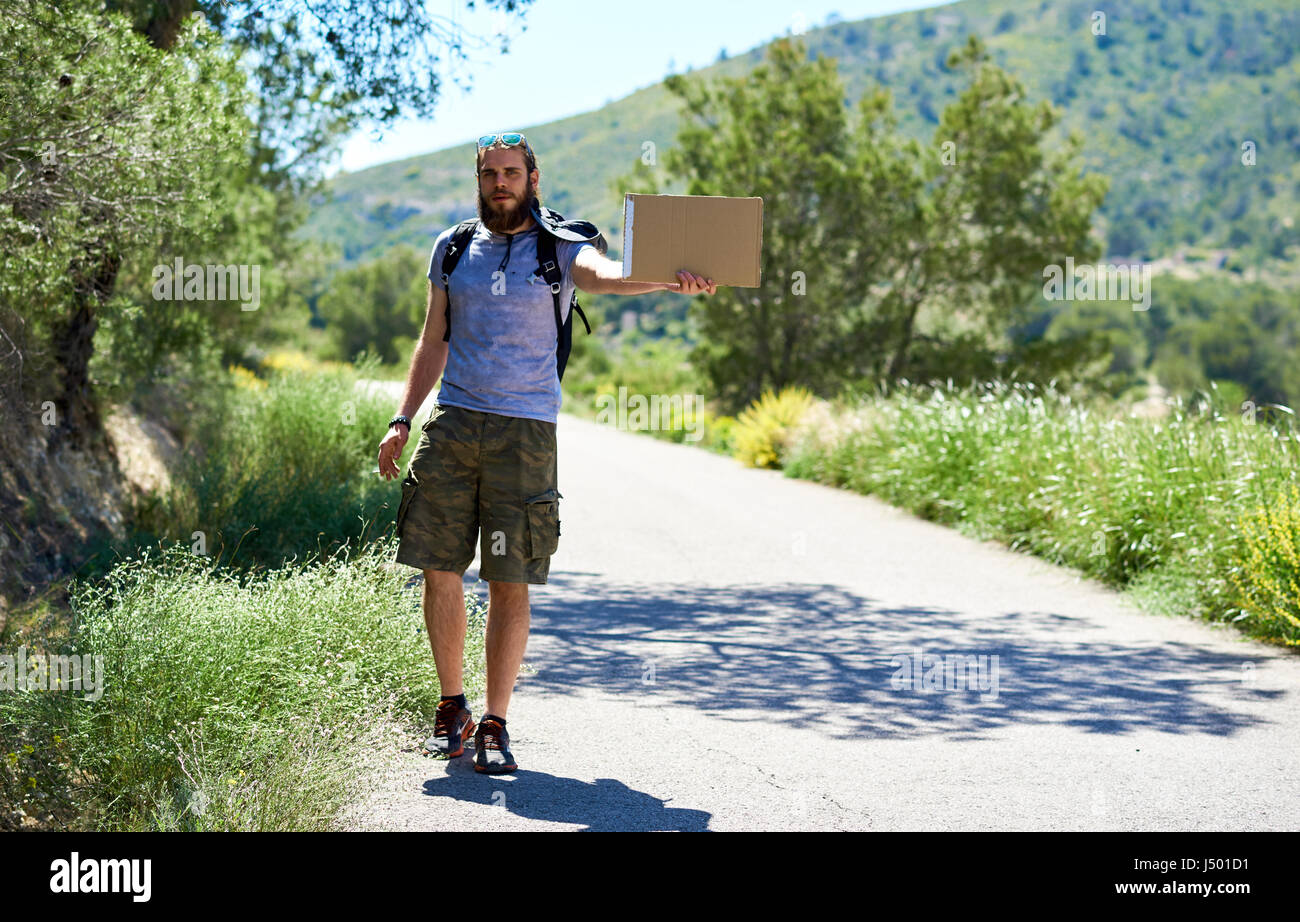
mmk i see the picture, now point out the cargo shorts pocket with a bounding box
[395,474,418,536]
[524,489,562,559]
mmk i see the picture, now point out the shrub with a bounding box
[698,411,736,455]
[260,349,349,376]
[732,387,815,469]
[1230,484,1300,645]
[130,353,397,571]
[782,379,1300,644]
[0,537,487,829]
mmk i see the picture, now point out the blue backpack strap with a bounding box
[439,219,479,342]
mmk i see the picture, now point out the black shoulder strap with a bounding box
[536,229,592,382]
[536,228,564,332]
[439,219,479,342]
[438,216,593,381]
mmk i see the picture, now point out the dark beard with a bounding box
[478,187,539,234]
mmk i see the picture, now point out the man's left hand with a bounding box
[668,270,717,296]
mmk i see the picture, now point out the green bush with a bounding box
[129,353,399,572]
[316,246,427,367]
[732,387,814,469]
[697,411,736,456]
[1231,483,1300,646]
[0,537,487,829]
[784,380,1300,644]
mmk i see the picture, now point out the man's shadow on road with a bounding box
[419,759,710,831]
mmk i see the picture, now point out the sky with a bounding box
[331,0,951,177]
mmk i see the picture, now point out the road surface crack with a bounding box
[693,743,874,829]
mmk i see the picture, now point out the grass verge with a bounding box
[1,535,487,830]
[784,380,1300,647]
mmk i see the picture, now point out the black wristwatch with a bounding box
[388,415,411,432]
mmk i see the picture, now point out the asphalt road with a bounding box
[353,388,1300,831]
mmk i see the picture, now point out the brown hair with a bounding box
[475,138,539,177]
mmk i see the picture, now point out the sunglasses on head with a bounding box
[477,132,533,157]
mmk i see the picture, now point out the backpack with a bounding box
[438,204,604,382]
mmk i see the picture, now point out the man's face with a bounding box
[477,146,539,233]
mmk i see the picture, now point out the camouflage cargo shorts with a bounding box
[394,403,561,584]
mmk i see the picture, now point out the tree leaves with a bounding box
[646,34,1106,410]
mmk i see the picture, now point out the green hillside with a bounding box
[303,0,1300,272]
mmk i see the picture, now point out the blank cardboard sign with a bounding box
[621,193,763,287]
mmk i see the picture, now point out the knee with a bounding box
[424,568,464,590]
[487,580,529,601]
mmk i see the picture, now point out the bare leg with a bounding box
[423,569,467,695]
[484,580,530,718]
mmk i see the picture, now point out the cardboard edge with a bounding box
[622,194,634,279]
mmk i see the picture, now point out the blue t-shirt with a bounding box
[428,222,594,424]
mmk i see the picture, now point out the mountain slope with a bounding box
[302,0,1300,271]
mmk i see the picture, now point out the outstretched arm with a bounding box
[571,247,716,296]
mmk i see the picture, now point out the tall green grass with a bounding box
[0,535,488,830]
[784,381,1300,645]
[3,358,488,829]
[129,353,398,573]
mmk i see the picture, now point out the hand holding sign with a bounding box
[667,270,717,296]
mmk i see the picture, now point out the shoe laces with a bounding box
[478,718,506,751]
[433,699,462,736]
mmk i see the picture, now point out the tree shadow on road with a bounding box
[520,574,1285,741]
